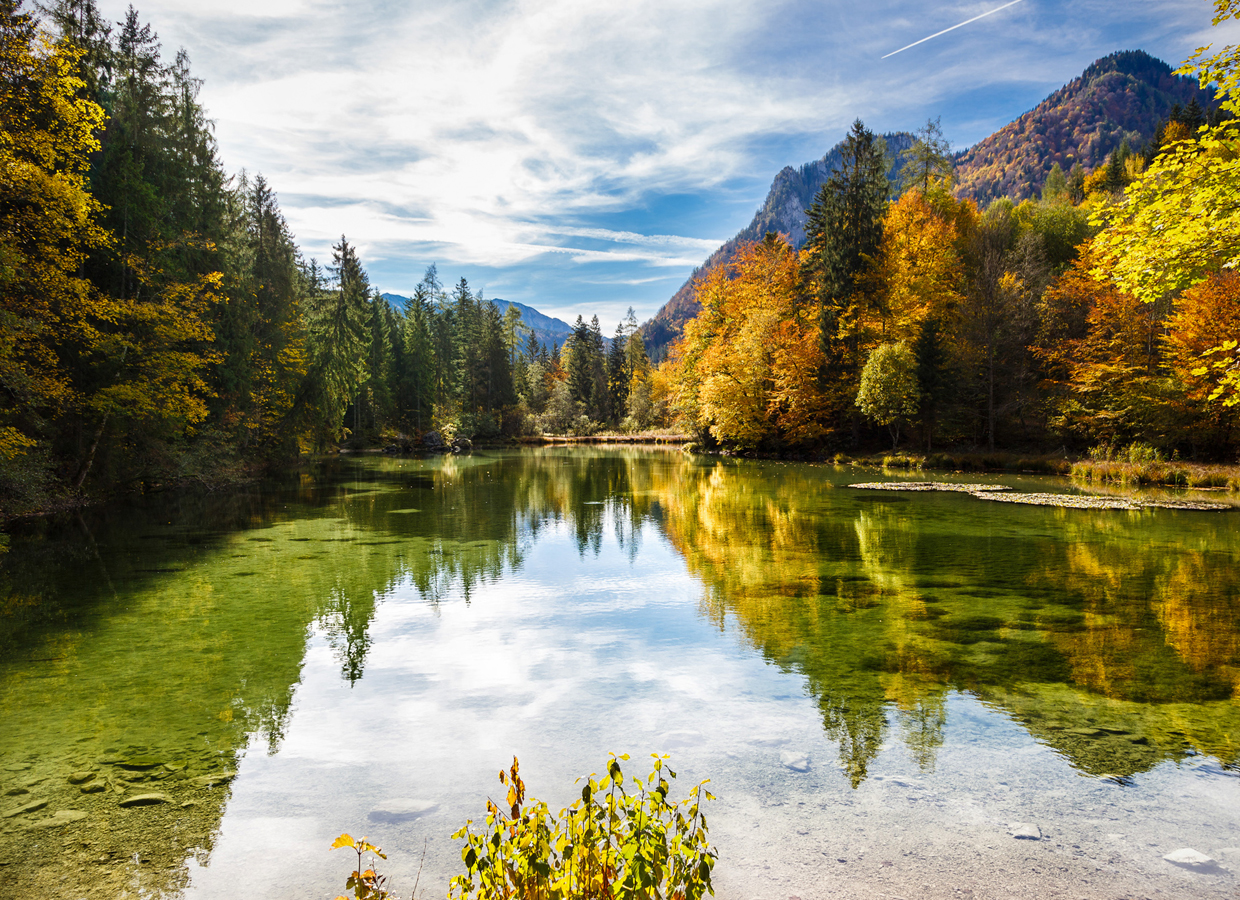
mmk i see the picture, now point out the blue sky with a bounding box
[98,0,1233,328]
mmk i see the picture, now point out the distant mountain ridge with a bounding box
[640,49,1217,359]
[380,293,582,352]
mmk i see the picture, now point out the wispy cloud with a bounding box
[98,0,1214,320]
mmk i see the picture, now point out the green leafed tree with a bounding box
[856,342,920,449]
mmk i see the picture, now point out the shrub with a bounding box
[449,754,716,900]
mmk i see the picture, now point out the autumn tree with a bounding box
[0,0,106,477]
[1162,271,1240,450]
[670,235,822,447]
[1092,0,1240,405]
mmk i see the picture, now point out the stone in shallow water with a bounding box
[368,799,438,824]
[67,771,95,785]
[28,810,87,829]
[1009,823,1041,840]
[192,771,236,787]
[1163,848,1216,869]
[1,798,47,818]
[657,731,702,750]
[80,783,106,795]
[117,757,164,771]
[118,793,170,808]
[779,751,810,773]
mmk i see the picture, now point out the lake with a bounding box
[1,447,1238,899]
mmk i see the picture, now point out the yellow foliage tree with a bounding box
[1162,271,1240,442]
[671,235,823,447]
[0,5,106,460]
[878,190,967,339]
[1091,0,1240,405]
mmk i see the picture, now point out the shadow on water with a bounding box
[0,447,1237,895]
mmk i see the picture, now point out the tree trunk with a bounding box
[74,415,108,489]
[987,341,996,452]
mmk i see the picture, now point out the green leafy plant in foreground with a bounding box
[449,754,716,900]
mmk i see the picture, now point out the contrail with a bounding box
[882,0,1027,59]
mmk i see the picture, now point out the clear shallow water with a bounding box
[1,448,1238,899]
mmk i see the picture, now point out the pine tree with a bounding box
[607,321,628,425]
[900,117,953,194]
[305,236,371,443]
[566,316,593,410]
[400,277,437,432]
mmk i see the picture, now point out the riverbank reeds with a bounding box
[1071,458,1240,489]
[837,451,1074,475]
[524,430,691,445]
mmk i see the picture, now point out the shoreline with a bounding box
[4,443,1237,530]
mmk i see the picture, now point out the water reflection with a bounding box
[647,457,1240,783]
[0,448,1237,897]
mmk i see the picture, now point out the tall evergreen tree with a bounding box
[305,236,370,444]
[607,320,628,425]
[801,121,891,437]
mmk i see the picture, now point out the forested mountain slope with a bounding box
[953,50,1217,206]
[641,50,1216,359]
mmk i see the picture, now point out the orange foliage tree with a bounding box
[667,235,824,448]
[1163,271,1240,448]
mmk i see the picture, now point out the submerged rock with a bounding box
[1010,823,1041,840]
[117,757,163,771]
[780,751,810,773]
[368,799,438,824]
[192,771,236,788]
[657,731,703,750]
[67,772,95,785]
[849,482,1232,512]
[1,798,47,818]
[118,793,170,808]
[1164,848,1216,869]
[27,810,87,829]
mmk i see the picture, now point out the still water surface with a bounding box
[1,448,1238,899]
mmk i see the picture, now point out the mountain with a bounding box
[953,50,1217,206]
[492,298,579,351]
[640,50,1217,360]
[641,132,915,358]
[380,293,582,352]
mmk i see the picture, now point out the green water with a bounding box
[0,449,1237,898]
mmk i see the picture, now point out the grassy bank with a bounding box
[522,431,691,445]
[1070,458,1240,490]
[836,451,1075,475]
[834,449,1240,491]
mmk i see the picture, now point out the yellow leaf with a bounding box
[331,833,355,850]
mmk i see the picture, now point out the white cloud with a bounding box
[94,0,1216,318]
